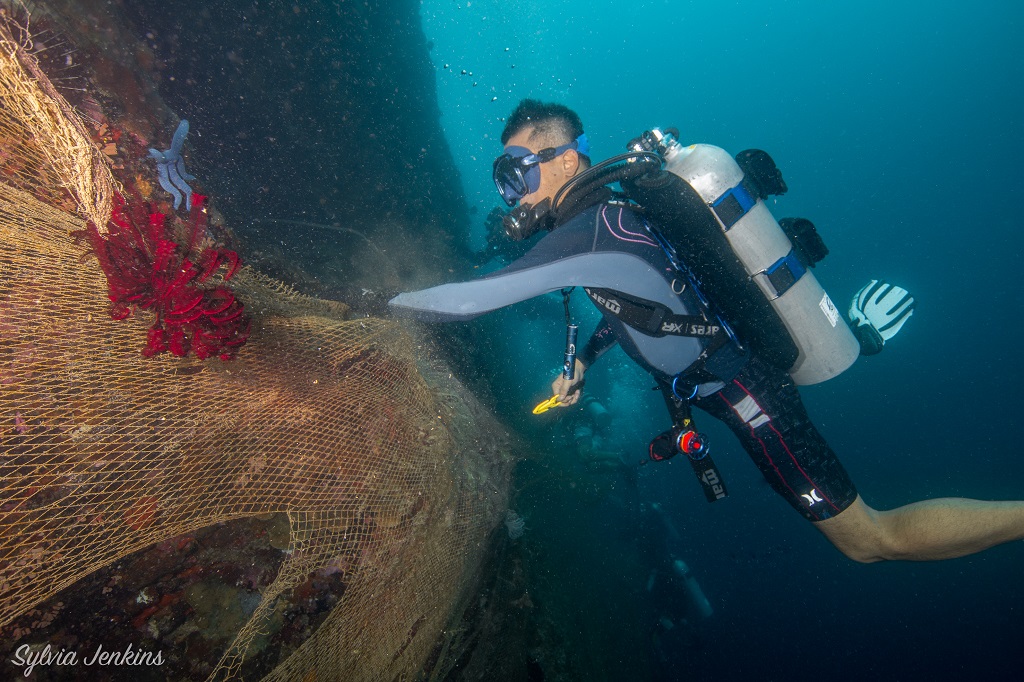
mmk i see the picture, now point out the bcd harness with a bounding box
[578,169,806,503]
[583,286,723,339]
[583,269,734,504]
[583,266,737,380]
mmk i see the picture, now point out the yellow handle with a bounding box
[532,395,562,415]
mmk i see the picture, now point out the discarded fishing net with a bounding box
[0,19,513,681]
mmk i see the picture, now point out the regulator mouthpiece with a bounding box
[503,198,553,241]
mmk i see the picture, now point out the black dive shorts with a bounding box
[694,356,858,522]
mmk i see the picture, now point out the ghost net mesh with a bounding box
[0,20,512,681]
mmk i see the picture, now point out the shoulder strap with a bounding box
[583,287,721,339]
[584,285,734,380]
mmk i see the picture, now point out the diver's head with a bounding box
[493,99,591,211]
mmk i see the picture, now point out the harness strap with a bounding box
[657,380,729,503]
[584,287,721,338]
[585,285,734,380]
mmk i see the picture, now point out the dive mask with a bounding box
[492,134,589,207]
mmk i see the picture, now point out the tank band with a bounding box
[760,250,807,299]
[711,179,758,230]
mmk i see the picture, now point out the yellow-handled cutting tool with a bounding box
[532,395,562,415]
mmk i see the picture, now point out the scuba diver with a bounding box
[640,502,712,677]
[565,395,620,471]
[390,99,1024,563]
[561,393,639,508]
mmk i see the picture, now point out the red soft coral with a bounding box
[77,192,251,360]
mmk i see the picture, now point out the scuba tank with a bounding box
[672,559,713,620]
[625,129,859,385]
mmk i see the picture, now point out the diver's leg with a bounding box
[814,495,1024,563]
[697,357,1024,562]
[694,357,858,523]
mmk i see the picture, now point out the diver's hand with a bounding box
[354,287,400,318]
[849,280,915,355]
[550,359,586,407]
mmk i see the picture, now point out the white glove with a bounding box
[849,280,915,346]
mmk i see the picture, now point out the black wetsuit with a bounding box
[390,199,858,521]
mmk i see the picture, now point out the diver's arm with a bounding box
[579,318,617,367]
[388,251,661,322]
[387,267,556,321]
[387,249,580,321]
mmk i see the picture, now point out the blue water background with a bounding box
[422,1,1023,679]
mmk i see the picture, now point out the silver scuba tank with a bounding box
[672,559,714,620]
[638,129,859,385]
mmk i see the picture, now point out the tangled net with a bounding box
[0,18,115,232]
[0,13,514,681]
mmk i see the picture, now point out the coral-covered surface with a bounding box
[75,192,251,360]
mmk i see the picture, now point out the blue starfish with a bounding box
[148,119,196,211]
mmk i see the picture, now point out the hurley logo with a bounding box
[801,489,824,506]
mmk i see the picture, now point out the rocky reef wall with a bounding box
[34,0,472,298]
